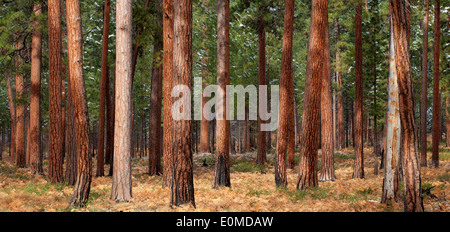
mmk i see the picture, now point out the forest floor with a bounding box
[0,145,449,212]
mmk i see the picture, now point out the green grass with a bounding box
[246,188,270,197]
[277,186,331,202]
[232,160,266,173]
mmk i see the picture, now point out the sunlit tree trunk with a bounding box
[14,39,26,168]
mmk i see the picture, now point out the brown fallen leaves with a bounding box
[0,146,449,212]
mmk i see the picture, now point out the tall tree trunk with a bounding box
[381,16,401,205]
[170,0,195,207]
[96,0,111,177]
[431,0,440,168]
[14,39,26,168]
[257,9,266,165]
[446,91,450,147]
[390,0,424,212]
[66,0,92,207]
[319,13,335,182]
[48,0,64,182]
[213,0,231,189]
[200,0,210,154]
[105,62,114,166]
[162,0,174,188]
[353,1,364,179]
[420,0,429,167]
[274,0,294,188]
[296,0,327,190]
[110,0,133,202]
[5,75,16,163]
[149,0,163,176]
[335,17,344,150]
[30,3,43,174]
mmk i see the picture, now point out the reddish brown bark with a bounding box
[66,0,92,207]
[431,0,440,168]
[296,0,327,190]
[213,0,231,189]
[30,3,43,174]
[391,0,424,212]
[319,14,335,182]
[170,0,195,207]
[48,0,64,182]
[275,0,294,188]
[96,0,111,177]
[353,1,364,179]
[162,0,174,188]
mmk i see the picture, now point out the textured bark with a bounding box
[14,39,26,168]
[431,0,440,168]
[162,0,174,188]
[110,0,133,202]
[96,0,111,177]
[275,0,294,188]
[213,0,231,189]
[48,0,64,182]
[296,0,327,190]
[353,1,364,179]
[319,14,335,182]
[148,0,163,176]
[170,0,195,207]
[105,57,114,167]
[65,77,77,185]
[257,10,266,165]
[420,0,429,166]
[391,0,424,212]
[66,0,92,207]
[30,3,43,174]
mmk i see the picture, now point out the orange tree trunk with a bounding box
[14,39,26,168]
[162,0,174,188]
[296,0,327,190]
[213,0,231,189]
[66,0,92,207]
